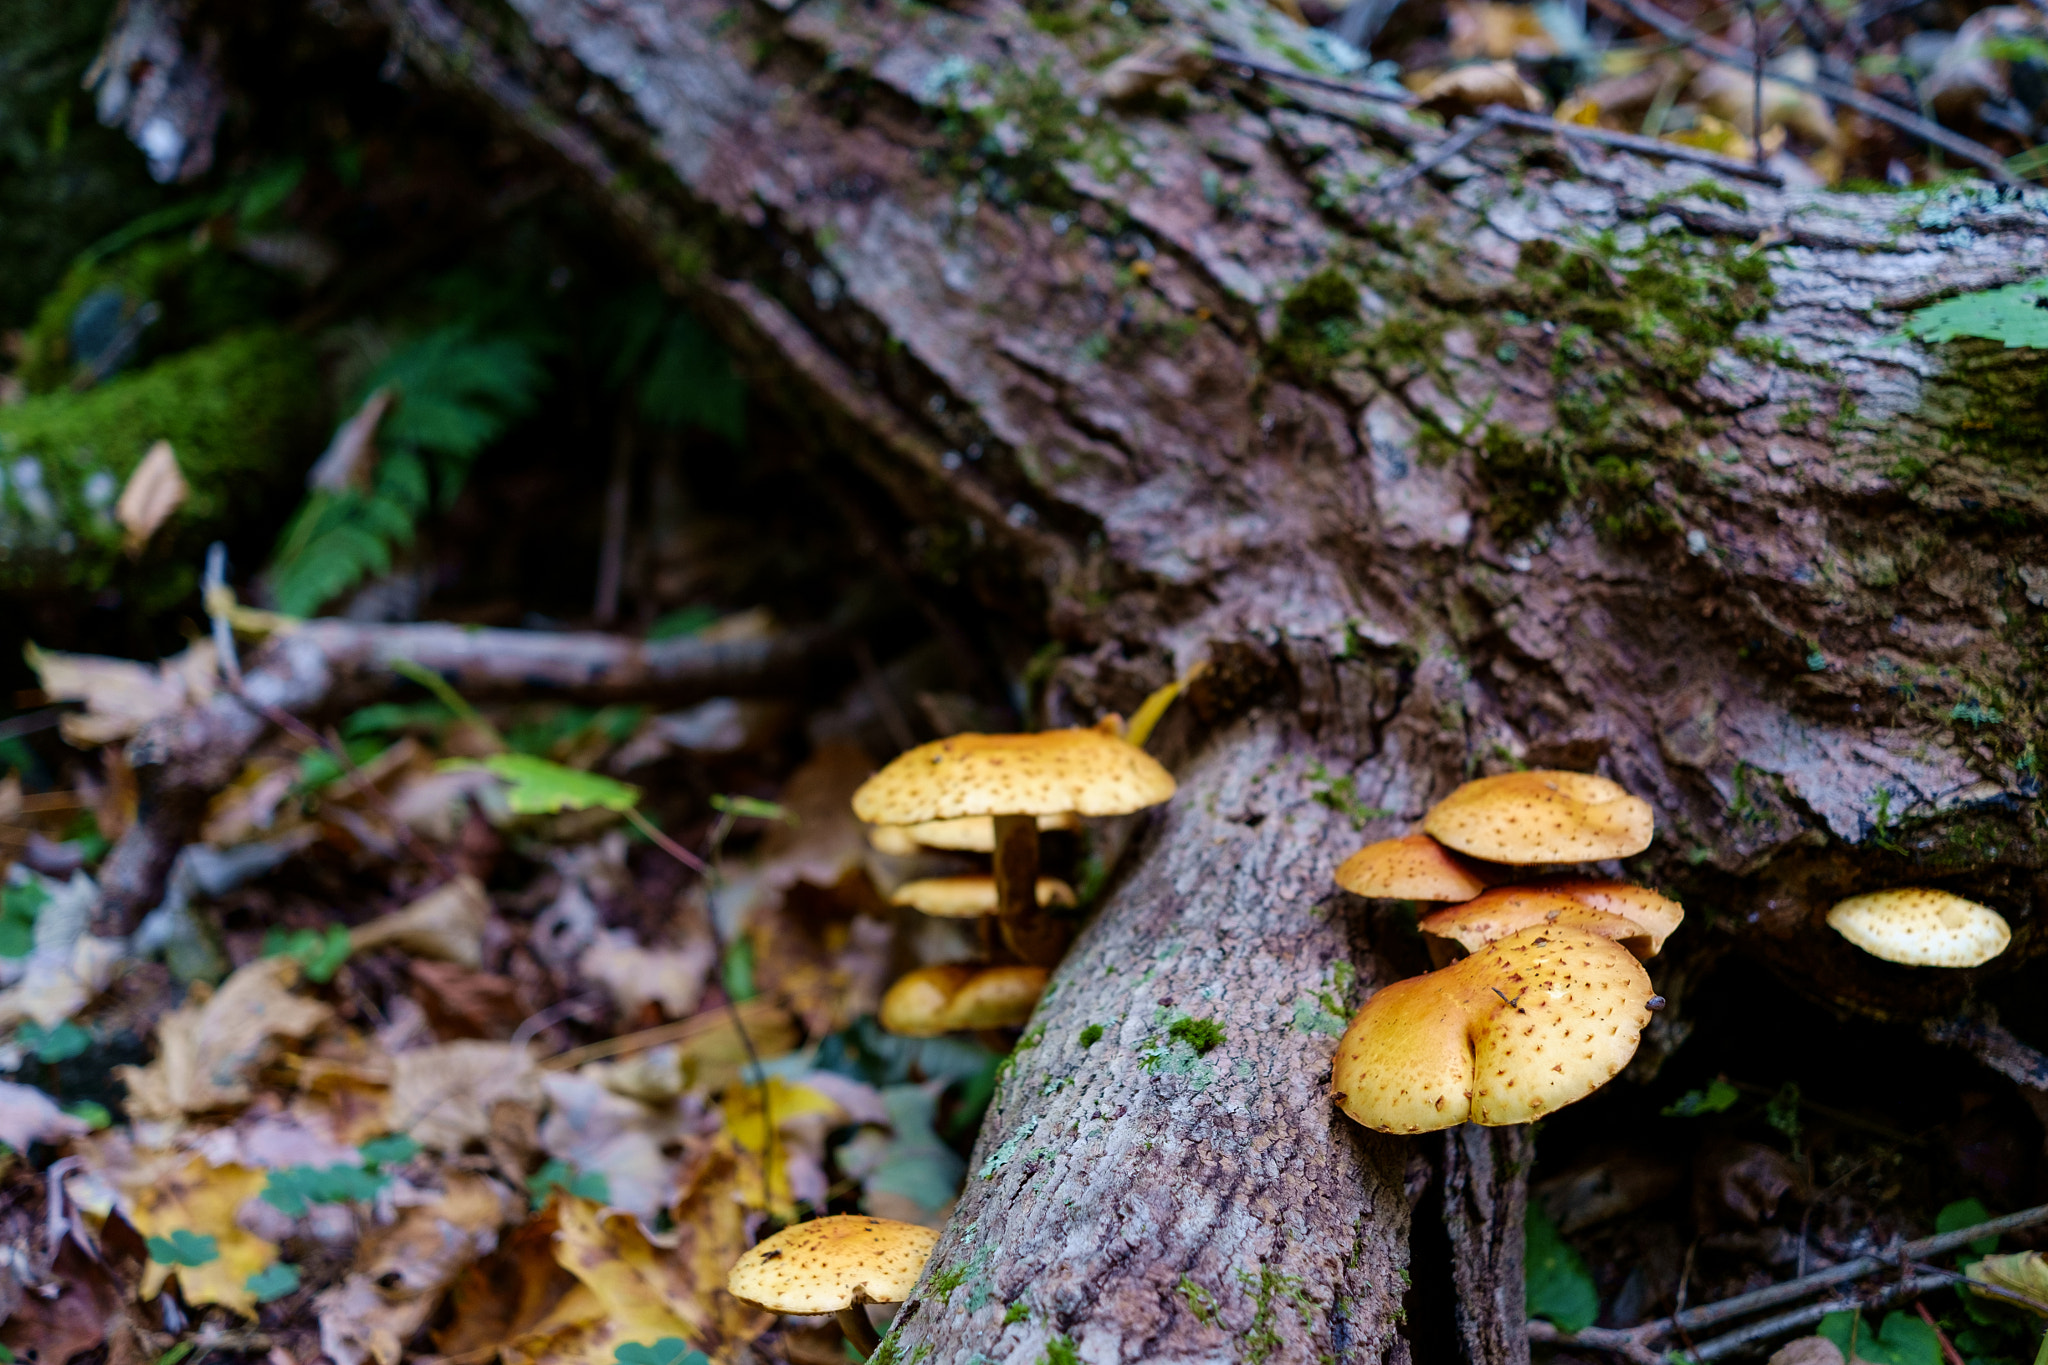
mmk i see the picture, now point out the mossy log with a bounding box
[189,0,2048,1356]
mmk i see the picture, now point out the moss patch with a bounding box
[0,328,324,598]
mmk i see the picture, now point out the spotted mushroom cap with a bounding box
[851,730,1176,825]
[890,875,1077,918]
[1826,888,2010,968]
[1331,925,1656,1133]
[868,812,1083,855]
[1421,771,1653,864]
[943,965,1051,1030]
[1334,833,1506,902]
[727,1214,940,1314]
[879,964,1049,1035]
[1421,879,1684,958]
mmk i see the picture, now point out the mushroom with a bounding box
[1826,888,2010,968]
[867,812,1082,856]
[890,875,1077,918]
[727,1213,940,1356]
[1334,833,1509,903]
[1331,925,1658,1133]
[879,963,1050,1036]
[852,729,1175,964]
[1419,879,1684,961]
[1422,770,1654,864]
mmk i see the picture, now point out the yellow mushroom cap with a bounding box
[1422,771,1653,864]
[890,875,1077,918]
[1826,888,2010,968]
[1421,879,1684,959]
[851,730,1176,825]
[727,1214,940,1314]
[1331,925,1656,1134]
[1334,833,1505,902]
[868,812,1082,855]
[879,964,1050,1036]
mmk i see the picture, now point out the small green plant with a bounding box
[1951,699,2005,728]
[0,880,49,958]
[1239,1267,1314,1365]
[146,1229,220,1266]
[1525,1205,1598,1333]
[1766,1082,1804,1159]
[261,1135,416,1216]
[1041,1336,1079,1365]
[1178,1275,1220,1326]
[1078,1024,1105,1049]
[1661,1079,1740,1118]
[1902,278,2048,350]
[1306,762,1394,831]
[1004,1300,1031,1325]
[263,923,352,983]
[1166,1017,1225,1055]
[449,753,642,815]
[613,1341,708,1365]
[245,1261,302,1302]
[528,1158,610,1209]
[17,1018,89,1061]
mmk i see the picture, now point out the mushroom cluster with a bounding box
[1329,769,1676,1135]
[853,721,1176,1035]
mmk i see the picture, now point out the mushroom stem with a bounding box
[838,1306,882,1357]
[993,813,1065,966]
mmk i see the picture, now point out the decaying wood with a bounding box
[117,0,2048,1353]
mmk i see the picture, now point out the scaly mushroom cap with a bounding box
[1826,888,2010,968]
[1331,925,1656,1133]
[890,875,1077,918]
[1422,771,1653,864]
[879,964,1050,1035]
[1421,880,1684,958]
[727,1214,940,1314]
[851,730,1176,825]
[1334,833,1506,902]
[868,812,1083,855]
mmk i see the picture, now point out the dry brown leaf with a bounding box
[577,929,715,1019]
[0,1079,89,1149]
[306,386,394,492]
[122,1156,277,1315]
[1691,52,1838,147]
[434,1211,581,1355]
[350,874,490,967]
[118,957,332,1121]
[1448,1,1558,60]
[115,440,189,555]
[0,1240,125,1362]
[316,1171,522,1365]
[1417,61,1548,116]
[27,640,220,746]
[387,1040,540,1151]
[537,1070,714,1221]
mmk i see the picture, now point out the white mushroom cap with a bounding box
[727,1214,939,1313]
[1826,888,2010,968]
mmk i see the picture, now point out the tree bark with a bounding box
[148,0,2048,1355]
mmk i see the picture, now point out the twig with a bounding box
[0,710,65,744]
[1679,1272,1954,1361]
[1917,1300,1969,1365]
[1747,0,1765,170]
[539,995,789,1070]
[1531,1202,2048,1359]
[1599,0,2021,182]
[1377,105,1786,196]
[1209,45,1414,105]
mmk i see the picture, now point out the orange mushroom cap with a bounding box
[1420,879,1684,958]
[879,964,1050,1036]
[727,1214,939,1314]
[1331,925,1656,1133]
[1422,770,1653,864]
[1335,833,1507,902]
[852,730,1175,825]
[890,875,1076,918]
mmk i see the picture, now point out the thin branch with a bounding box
[1682,1272,1954,1361]
[1209,45,1414,104]
[1597,0,2021,182]
[1375,104,1786,197]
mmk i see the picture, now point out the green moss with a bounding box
[1004,1300,1031,1325]
[1166,1017,1225,1054]
[1077,1023,1105,1048]
[0,328,323,597]
[1041,1336,1079,1365]
[1271,268,1362,384]
[1238,1267,1315,1365]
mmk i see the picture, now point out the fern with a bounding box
[607,296,746,441]
[1903,277,2048,350]
[268,326,545,615]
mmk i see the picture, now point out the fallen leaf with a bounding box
[1448,1,1559,60]
[0,1239,124,1361]
[122,1156,277,1315]
[26,639,218,746]
[387,1040,540,1151]
[115,439,189,555]
[578,929,716,1019]
[411,959,527,1038]
[537,1070,715,1222]
[306,386,393,492]
[719,1076,848,1218]
[316,1171,521,1365]
[1417,61,1548,116]
[117,956,332,1121]
[835,1083,965,1227]
[434,1210,581,1355]
[350,874,491,967]
[1969,1250,2048,1312]
[0,1079,90,1149]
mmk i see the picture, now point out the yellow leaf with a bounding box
[1969,1251,2048,1314]
[123,1157,275,1316]
[720,1078,845,1218]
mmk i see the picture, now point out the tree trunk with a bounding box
[134,0,2048,1355]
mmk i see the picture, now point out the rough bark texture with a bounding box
[159,0,2048,1356]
